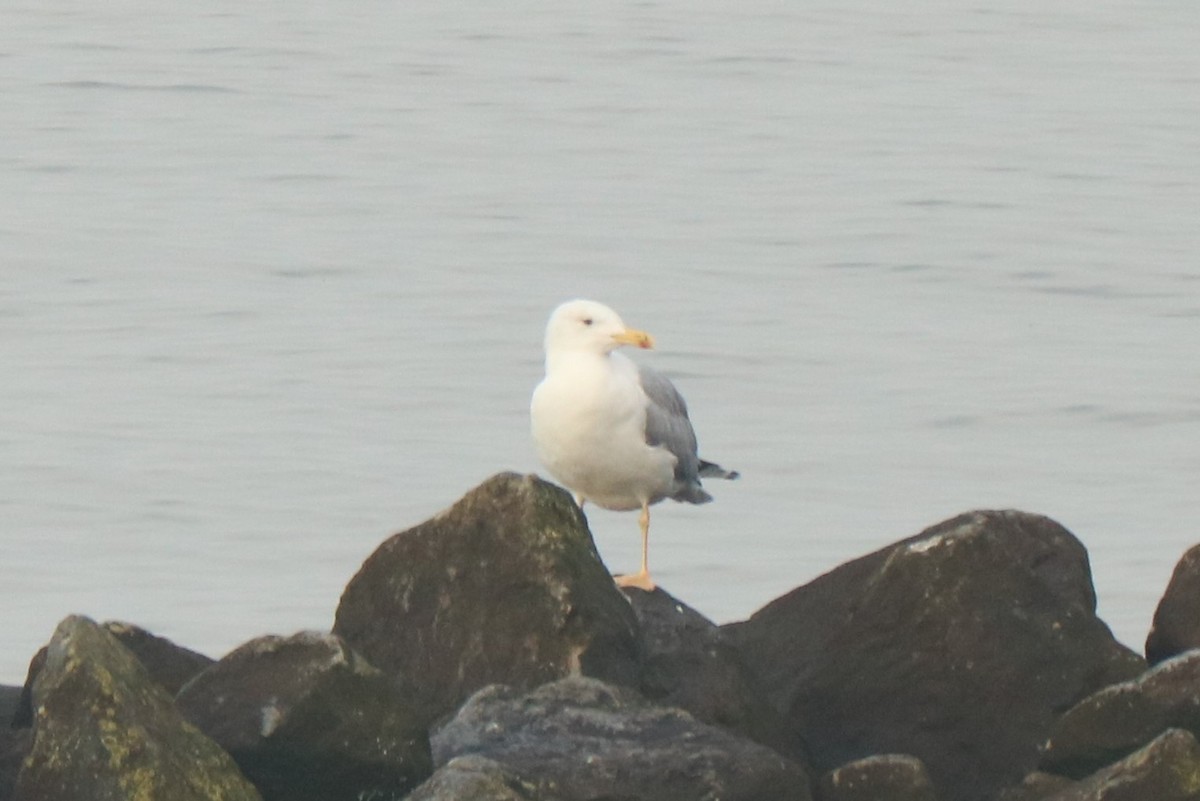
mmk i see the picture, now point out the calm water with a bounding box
[2,1,1198,683]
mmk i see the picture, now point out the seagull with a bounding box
[530,299,738,591]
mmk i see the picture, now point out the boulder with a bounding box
[724,510,1145,801]
[0,728,31,801]
[431,675,812,801]
[407,755,554,801]
[11,615,261,801]
[1042,728,1200,801]
[1040,649,1200,779]
[175,631,431,801]
[105,621,215,693]
[624,586,806,759]
[817,754,938,801]
[333,472,641,722]
[1146,544,1200,665]
[11,620,213,727]
[0,686,20,728]
[997,772,1077,801]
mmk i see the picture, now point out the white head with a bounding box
[543,299,654,360]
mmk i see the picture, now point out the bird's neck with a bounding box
[545,348,614,376]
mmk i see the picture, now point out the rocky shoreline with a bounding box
[4,471,1200,800]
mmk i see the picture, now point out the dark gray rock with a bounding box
[11,620,213,728]
[0,686,20,729]
[1042,728,1200,801]
[333,472,642,723]
[9,649,44,729]
[0,727,31,801]
[1146,545,1200,665]
[817,754,938,801]
[624,586,806,760]
[406,755,554,801]
[106,621,215,693]
[11,615,261,801]
[432,676,812,801]
[1040,649,1200,779]
[175,630,430,801]
[724,510,1145,801]
[997,772,1077,801]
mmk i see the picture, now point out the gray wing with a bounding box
[637,365,711,503]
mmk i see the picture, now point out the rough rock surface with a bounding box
[11,615,261,801]
[725,510,1145,801]
[1042,728,1200,801]
[817,754,938,801]
[431,675,812,801]
[1146,545,1200,665]
[333,472,641,721]
[407,755,554,801]
[1040,649,1200,779]
[175,631,430,801]
[997,772,1077,801]
[624,586,805,759]
[12,620,213,728]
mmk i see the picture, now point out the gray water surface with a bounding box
[2,1,1198,682]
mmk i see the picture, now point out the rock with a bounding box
[817,754,938,801]
[11,620,213,728]
[997,772,1077,801]
[724,510,1145,801]
[333,472,642,722]
[8,649,44,729]
[407,755,554,801]
[431,675,812,801]
[0,686,20,727]
[1040,649,1200,779]
[0,688,24,799]
[175,630,431,801]
[11,615,261,801]
[1146,545,1200,665]
[1041,728,1200,801]
[0,728,32,801]
[624,586,807,760]
[105,621,215,693]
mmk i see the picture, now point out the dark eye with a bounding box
[582,317,593,326]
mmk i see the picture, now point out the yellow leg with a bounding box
[615,501,656,591]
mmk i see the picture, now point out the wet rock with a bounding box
[432,675,812,801]
[1042,728,1200,801]
[175,630,430,801]
[817,754,937,801]
[725,510,1145,801]
[11,620,213,728]
[11,615,261,801]
[407,755,554,801]
[997,772,1077,801]
[1040,649,1200,779]
[1146,545,1200,665]
[624,586,806,760]
[333,472,641,722]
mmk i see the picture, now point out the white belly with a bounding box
[531,369,675,511]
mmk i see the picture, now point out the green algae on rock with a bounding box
[12,615,261,801]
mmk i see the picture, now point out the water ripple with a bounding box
[46,80,239,94]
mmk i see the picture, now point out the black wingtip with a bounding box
[698,460,739,480]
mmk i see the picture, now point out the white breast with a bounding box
[531,354,675,511]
